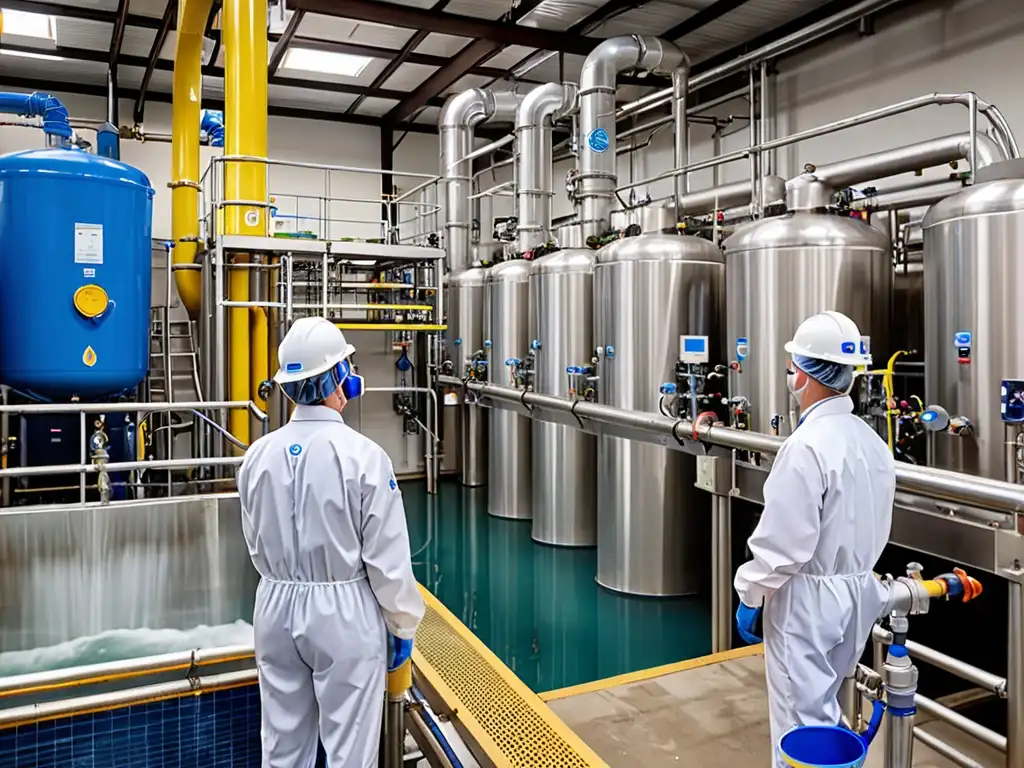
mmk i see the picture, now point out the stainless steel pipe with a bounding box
[915,694,1007,753]
[438,375,1024,515]
[439,88,524,271]
[849,180,966,212]
[515,82,576,252]
[1010,580,1024,768]
[913,728,987,768]
[578,35,689,237]
[711,494,733,653]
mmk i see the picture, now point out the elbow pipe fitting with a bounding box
[0,91,72,140]
[200,109,225,148]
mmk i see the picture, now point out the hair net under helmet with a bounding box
[792,354,854,392]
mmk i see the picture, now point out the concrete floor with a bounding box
[547,651,1003,768]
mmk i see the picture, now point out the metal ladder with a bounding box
[148,307,203,404]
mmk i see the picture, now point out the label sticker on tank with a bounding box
[587,128,610,154]
[74,223,104,265]
[82,346,97,367]
[954,331,972,347]
[245,209,260,228]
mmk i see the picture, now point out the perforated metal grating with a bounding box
[414,587,607,768]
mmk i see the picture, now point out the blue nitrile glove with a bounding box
[387,632,414,671]
[735,603,762,645]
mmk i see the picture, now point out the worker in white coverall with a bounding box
[238,316,425,768]
[733,311,895,767]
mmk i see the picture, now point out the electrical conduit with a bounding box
[224,0,269,448]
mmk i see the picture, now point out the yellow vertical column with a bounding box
[170,0,214,318]
[223,0,269,445]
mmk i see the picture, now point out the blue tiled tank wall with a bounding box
[0,685,262,768]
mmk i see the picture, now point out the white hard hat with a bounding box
[273,317,355,384]
[784,310,872,366]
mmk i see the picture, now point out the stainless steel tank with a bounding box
[922,159,1024,479]
[529,248,596,546]
[594,232,724,596]
[486,259,532,519]
[448,266,489,486]
[723,191,892,435]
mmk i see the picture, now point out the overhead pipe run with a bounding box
[514,83,577,253]
[577,35,690,237]
[440,88,526,272]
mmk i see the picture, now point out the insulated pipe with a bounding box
[803,132,1005,190]
[577,36,688,237]
[0,92,71,140]
[514,83,576,252]
[616,0,908,121]
[439,88,525,272]
[223,0,269,448]
[676,176,786,217]
[171,0,215,319]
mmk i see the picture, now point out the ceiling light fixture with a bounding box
[282,47,372,78]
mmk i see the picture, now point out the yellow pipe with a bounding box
[224,0,268,444]
[250,306,269,410]
[170,0,214,318]
[228,263,251,447]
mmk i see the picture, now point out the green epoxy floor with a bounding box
[403,479,712,694]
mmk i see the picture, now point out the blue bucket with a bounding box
[779,725,867,768]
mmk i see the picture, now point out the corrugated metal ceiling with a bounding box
[0,0,838,124]
[415,32,474,57]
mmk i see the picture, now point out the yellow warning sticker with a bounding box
[83,346,97,367]
[74,285,109,319]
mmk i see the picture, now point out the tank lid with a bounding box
[596,232,723,264]
[449,266,490,286]
[922,172,1024,229]
[530,248,595,275]
[487,257,531,282]
[722,211,890,252]
[0,147,154,195]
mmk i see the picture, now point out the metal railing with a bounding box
[0,401,266,506]
[199,155,442,245]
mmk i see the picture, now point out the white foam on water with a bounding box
[0,620,255,677]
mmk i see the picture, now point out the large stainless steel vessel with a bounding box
[723,179,892,435]
[922,159,1024,479]
[448,266,489,486]
[486,259,532,519]
[529,248,596,546]
[594,231,724,596]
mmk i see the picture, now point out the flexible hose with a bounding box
[409,686,463,767]
[861,698,886,745]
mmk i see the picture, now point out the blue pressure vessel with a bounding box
[0,148,154,397]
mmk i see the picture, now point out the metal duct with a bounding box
[515,83,577,253]
[440,89,525,272]
[577,36,689,237]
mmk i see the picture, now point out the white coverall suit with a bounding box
[734,395,895,767]
[238,405,425,768]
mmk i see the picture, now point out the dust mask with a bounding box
[787,367,808,398]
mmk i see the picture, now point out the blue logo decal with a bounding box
[587,128,610,154]
[285,362,303,373]
[860,340,868,354]
[288,443,302,456]
[389,476,398,491]
[841,341,856,354]
[954,331,972,347]
[736,337,748,362]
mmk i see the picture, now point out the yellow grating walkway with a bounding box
[413,586,608,768]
